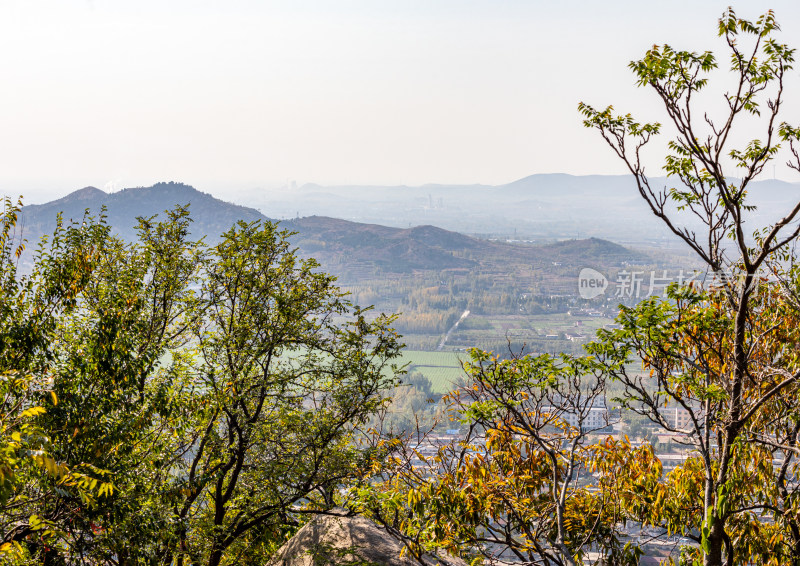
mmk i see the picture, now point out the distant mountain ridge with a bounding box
[285,216,483,271]
[255,173,800,244]
[18,181,649,275]
[19,181,264,242]
[285,216,644,273]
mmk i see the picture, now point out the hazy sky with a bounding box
[2,1,799,202]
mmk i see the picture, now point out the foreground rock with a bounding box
[266,512,468,566]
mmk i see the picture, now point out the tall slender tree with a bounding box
[580,8,800,565]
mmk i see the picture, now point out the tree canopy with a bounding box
[0,200,403,564]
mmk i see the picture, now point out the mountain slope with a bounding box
[19,182,264,241]
[284,216,646,273]
[285,216,482,271]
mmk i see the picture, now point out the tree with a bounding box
[376,371,441,435]
[585,284,800,565]
[580,8,800,566]
[168,220,401,566]
[0,204,403,565]
[0,199,115,560]
[356,349,639,566]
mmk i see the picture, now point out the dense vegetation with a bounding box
[0,202,402,564]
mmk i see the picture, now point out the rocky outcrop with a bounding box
[266,512,468,566]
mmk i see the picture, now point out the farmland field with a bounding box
[399,350,467,393]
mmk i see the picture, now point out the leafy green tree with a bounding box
[585,284,800,565]
[41,206,205,563]
[580,8,800,566]
[377,371,442,435]
[0,198,117,561]
[168,220,401,566]
[0,203,403,565]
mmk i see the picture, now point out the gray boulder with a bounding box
[266,512,468,566]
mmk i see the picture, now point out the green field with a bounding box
[396,343,644,395]
[399,351,468,393]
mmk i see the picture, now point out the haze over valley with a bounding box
[245,174,800,247]
[18,178,707,359]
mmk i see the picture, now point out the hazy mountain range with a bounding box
[17,172,794,276]
[287,216,645,273]
[252,173,800,246]
[16,181,649,276]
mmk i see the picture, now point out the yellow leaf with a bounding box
[20,406,46,418]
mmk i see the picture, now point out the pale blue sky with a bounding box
[1,1,798,201]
